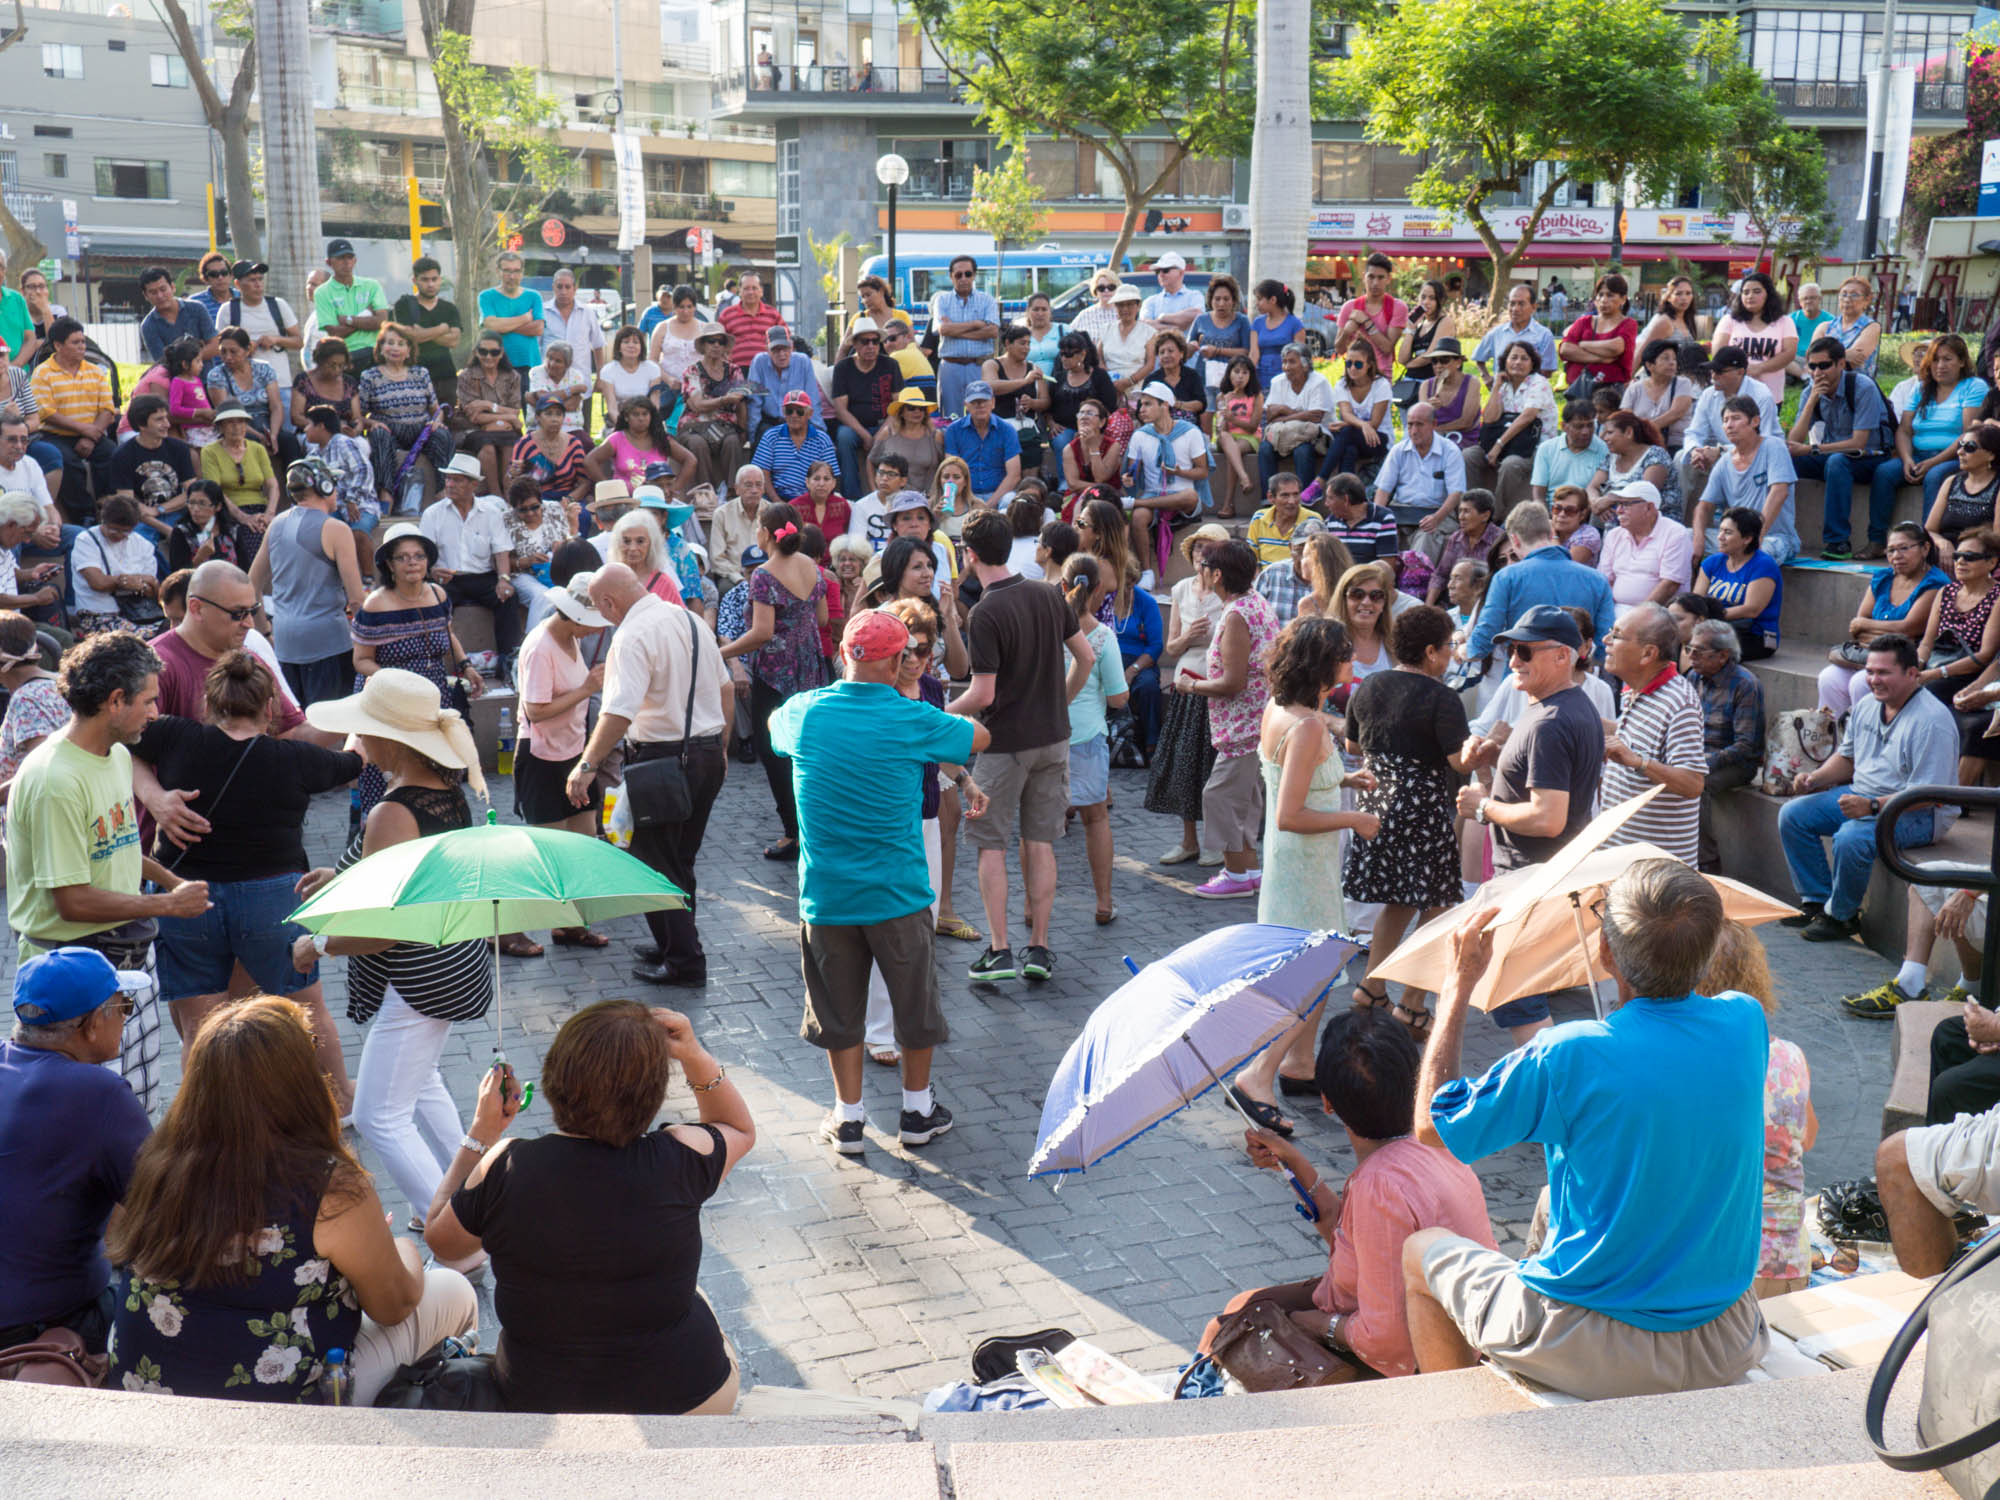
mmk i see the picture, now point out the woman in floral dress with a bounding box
[719,500,829,859]
[106,996,476,1403]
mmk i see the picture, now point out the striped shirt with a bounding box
[29,358,111,429]
[1603,667,1706,865]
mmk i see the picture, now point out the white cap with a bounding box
[1153,252,1187,271]
[849,316,880,336]
[544,589,609,628]
[1608,479,1663,509]
[1138,381,1178,407]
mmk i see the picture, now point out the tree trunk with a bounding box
[418,0,489,333]
[1472,173,1567,312]
[1247,0,1311,298]
[158,0,260,259]
[0,198,45,271]
[254,0,321,306]
[1107,197,1147,270]
[219,120,261,260]
[1609,190,1625,270]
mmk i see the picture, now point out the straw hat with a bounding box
[1179,521,1230,563]
[306,668,488,800]
[888,387,935,419]
[589,478,633,515]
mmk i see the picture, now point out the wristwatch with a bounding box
[459,1133,489,1154]
[577,759,598,774]
[1473,797,1490,825]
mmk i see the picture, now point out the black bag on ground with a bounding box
[1106,708,1148,770]
[372,1346,506,1410]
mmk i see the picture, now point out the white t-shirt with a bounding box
[1098,319,1156,380]
[1008,534,1043,579]
[1128,423,1206,500]
[0,455,54,513]
[218,295,298,383]
[245,627,303,719]
[528,366,590,432]
[1269,371,1338,428]
[847,494,893,553]
[601,361,661,409]
[1336,376,1398,439]
[74,526,159,615]
[420,494,513,574]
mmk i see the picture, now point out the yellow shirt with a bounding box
[849,308,913,335]
[1245,506,1303,565]
[890,345,934,384]
[30,359,112,430]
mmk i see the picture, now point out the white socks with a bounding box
[1897,961,1930,996]
[836,1096,866,1123]
[902,1086,934,1116]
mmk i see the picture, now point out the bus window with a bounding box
[995,264,1035,305]
[910,269,942,305]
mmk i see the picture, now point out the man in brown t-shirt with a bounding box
[948,510,1095,984]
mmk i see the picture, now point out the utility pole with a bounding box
[1863,0,1900,261]
[611,0,633,314]
[254,0,322,310]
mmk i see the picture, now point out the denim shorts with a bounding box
[1068,733,1110,807]
[155,872,317,1003]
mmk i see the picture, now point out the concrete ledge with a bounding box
[1885,1000,1959,1138]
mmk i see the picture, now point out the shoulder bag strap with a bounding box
[159,735,257,869]
[678,607,701,763]
[1867,1230,2000,1472]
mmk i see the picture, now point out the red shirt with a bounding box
[151,627,306,735]
[1560,314,1638,388]
[717,302,787,372]
[793,493,851,541]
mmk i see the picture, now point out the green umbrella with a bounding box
[289,810,686,1046]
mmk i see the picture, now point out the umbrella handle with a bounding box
[1183,1034,1322,1225]
[1570,892,1605,1021]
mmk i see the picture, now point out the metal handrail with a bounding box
[1876,785,2000,1008]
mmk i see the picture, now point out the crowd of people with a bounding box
[0,243,1993,1420]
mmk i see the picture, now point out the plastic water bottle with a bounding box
[496,707,515,777]
[940,479,958,516]
[319,1347,353,1406]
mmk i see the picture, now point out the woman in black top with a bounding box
[1145,330,1208,425]
[1046,332,1122,436]
[293,668,493,1228]
[424,999,756,1414]
[141,650,362,1107]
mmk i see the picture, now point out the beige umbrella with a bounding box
[1373,789,1798,1013]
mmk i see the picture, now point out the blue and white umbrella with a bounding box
[1029,924,1363,1210]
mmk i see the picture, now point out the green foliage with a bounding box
[1703,42,1833,262]
[965,152,1047,256]
[807,230,853,306]
[1338,0,1719,305]
[428,29,575,224]
[1908,46,1998,241]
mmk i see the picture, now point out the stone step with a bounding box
[943,1365,1950,1500]
[1789,475,1929,557]
[1777,561,1875,647]
[1746,641,1832,721]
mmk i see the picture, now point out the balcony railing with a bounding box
[313,0,406,37]
[334,81,424,112]
[661,40,712,72]
[1767,78,1966,116]
[715,63,965,106]
[645,191,730,221]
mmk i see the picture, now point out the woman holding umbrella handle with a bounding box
[291,669,493,1228]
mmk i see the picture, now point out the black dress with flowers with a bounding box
[107,1178,362,1402]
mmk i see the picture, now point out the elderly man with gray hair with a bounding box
[1403,858,1770,1399]
[1686,617,1764,873]
[1599,601,1706,866]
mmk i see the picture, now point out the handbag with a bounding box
[0,1325,106,1387]
[1205,1297,1356,1393]
[87,532,167,629]
[621,607,703,829]
[1830,637,1872,667]
[1929,629,1973,675]
[72,916,158,970]
[1390,376,1421,407]
[1106,708,1148,770]
[372,1345,505,1411]
[1476,418,1540,464]
[1867,1229,2000,1498]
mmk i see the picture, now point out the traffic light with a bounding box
[407,177,443,261]
[494,212,522,253]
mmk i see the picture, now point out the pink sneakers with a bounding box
[1299,479,1323,506]
[1195,871,1261,900]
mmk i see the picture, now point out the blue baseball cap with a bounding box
[1491,604,1584,651]
[12,947,148,1026]
[962,380,995,404]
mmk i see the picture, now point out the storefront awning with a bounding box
[1307,240,1748,264]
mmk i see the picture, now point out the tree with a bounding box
[1909,45,1999,243]
[964,152,1047,283]
[414,0,573,311]
[910,0,1256,266]
[1704,52,1834,268]
[1338,0,1720,309]
[155,0,260,259]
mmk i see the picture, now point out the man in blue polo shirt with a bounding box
[0,947,153,1354]
[751,390,839,499]
[1371,401,1466,532]
[942,380,1022,505]
[1404,860,1770,1399]
[137,266,218,365]
[1463,500,1617,663]
[771,609,987,1155]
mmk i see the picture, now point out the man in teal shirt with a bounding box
[477,250,545,385]
[770,608,987,1155]
[313,238,387,372]
[1785,281,1832,384]
[0,251,33,360]
[1529,400,1609,506]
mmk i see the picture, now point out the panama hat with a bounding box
[305,668,488,799]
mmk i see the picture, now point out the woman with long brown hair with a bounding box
[106,996,477,1403]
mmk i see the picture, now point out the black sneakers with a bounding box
[969,946,1017,982]
[1022,945,1054,982]
[1779,902,1823,930]
[900,1100,954,1147]
[818,1112,866,1154]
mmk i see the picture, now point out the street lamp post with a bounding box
[876,152,909,305]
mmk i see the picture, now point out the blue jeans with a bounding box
[1778,786,1939,921]
[834,422,869,499]
[26,438,63,476]
[1792,450,1892,551]
[1257,437,1318,494]
[1121,655,1161,750]
[17,522,84,613]
[1870,450,1957,537]
[1313,426,1382,483]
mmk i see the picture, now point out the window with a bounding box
[1370,146,1425,202]
[33,125,73,138]
[150,53,190,88]
[1313,142,1368,201]
[777,137,799,235]
[713,158,771,195]
[1027,140,1079,199]
[44,153,67,178]
[41,43,83,79]
[995,264,1036,303]
[1179,155,1232,201]
[1748,8,1972,84]
[95,158,171,200]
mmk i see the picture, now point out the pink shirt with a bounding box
[518,619,589,760]
[1312,1137,1495,1378]
[1337,294,1409,358]
[1598,517,1693,609]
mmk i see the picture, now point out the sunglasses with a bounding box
[1958,551,1994,563]
[1959,439,1982,453]
[205,268,230,279]
[1344,360,1367,369]
[900,643,929,659]
[476,347,502,356]
[1508,641,1560,660]
[1806,361,1836,372]
[854,336,880,347]
[517,502,544,513]
[1346,588,1386,602]
[193,594,257,624]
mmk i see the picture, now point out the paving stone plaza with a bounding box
[105,764,1898,1402]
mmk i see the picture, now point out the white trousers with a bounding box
[865,817,942,1050]
[353,988,465,1218]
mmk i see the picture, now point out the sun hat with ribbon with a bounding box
[306,668,488,800]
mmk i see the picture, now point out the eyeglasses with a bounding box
[1612,496,1650,508]
[952,270,974,279]
[1806,361,1835,372]
[193,594,257,623]
[517,502,544,514]
[476,346,502,357]
[854,336,880,347]
[1346,587,1386,602]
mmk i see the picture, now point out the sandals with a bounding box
[1095,906,1118,926]
[1277,1074,1320,1099]
[935,915,981,942]
[870,1047,901,1068]
[1392,999,1434,1036]
[498,934,544,958]
[1352,980,1390,1011]
[1224,1085,1294,1138]
[551,927,610,949]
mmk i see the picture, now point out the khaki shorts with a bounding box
[1202,750,1264,853]
[1420,1235,1768,1400]
[966,740,1070,851]
[800,908,948,1053]
[1906,1104,2000,1219]
[1916,883,1988,946]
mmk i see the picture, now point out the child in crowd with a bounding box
[1007,490,1049,577]
[849,453,905,552]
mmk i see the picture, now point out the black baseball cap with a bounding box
[1707,345,1749,372]
[1491,604,1584,651]
[326,238,357,259]
[231,260,268,278]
